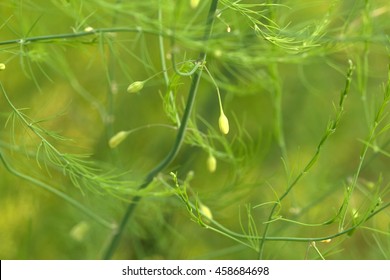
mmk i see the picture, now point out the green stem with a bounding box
[104,0,123,163]
[340,62,390,231]
[359,0,371,127]
[270,63,287,159]
[0,83,67,165]
[0,27,167,46]
[258,61,354,259]
[179,189,390,246]
[102,0,220,260]
[171,54,201,76]
[158,2,181,125]
[0,151,113,229]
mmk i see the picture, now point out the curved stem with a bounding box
[0,151,113,229]
[171,55,201,76]
[102,0,220,260]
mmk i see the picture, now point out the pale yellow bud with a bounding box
[127,81,145,94]
[218,111,229,134]
[84,26,94,32]
[69,221,90,242]
[199,203,213,221]
[352,208,359,219]
[190,0,200,9]
[320,239,332,243]
[207,154,217,173]
[214,49,222,57]
[0,63,5,71]
[108,131,129,148]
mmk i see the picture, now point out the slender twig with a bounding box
[340,61,390,231]
[104,0,124,163]
[158,1,181,125]
[258,61,354,259]
[0,27,166,46]
[0,151,113,229]
[101,0,220,260]
[172,179,390,246]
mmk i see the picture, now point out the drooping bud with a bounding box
[207,154,217,173]
[218,111,229,134]
[108,131,129,148]
[127,81,145,94]
[190,0,200,9]
[0,63,5,71]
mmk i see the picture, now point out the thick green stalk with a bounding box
[102,0,220,260]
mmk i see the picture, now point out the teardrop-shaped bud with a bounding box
[69,221,90,242]
[108,131,129,148]
[218,111,229,134]
[190,0,200,9]
[127,81,145,94]
[84,26,94,32]
[0,63,5,71]
[199,203,213,221]
[207,154,217,173]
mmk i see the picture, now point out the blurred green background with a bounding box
[1,0,390,259]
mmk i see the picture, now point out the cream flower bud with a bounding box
[207,154,217,173]
[0,63,5,71]
[199,203,213,221]
[84,26,94,32]
[320,239,332,243]
[190,0,200,9]
[219,111,229,134]
[127,81,145,94]
[69,221,90,242]
[108,131,129,148]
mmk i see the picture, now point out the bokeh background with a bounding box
[1,0,390,259]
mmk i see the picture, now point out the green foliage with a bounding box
[1,0,390,260]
